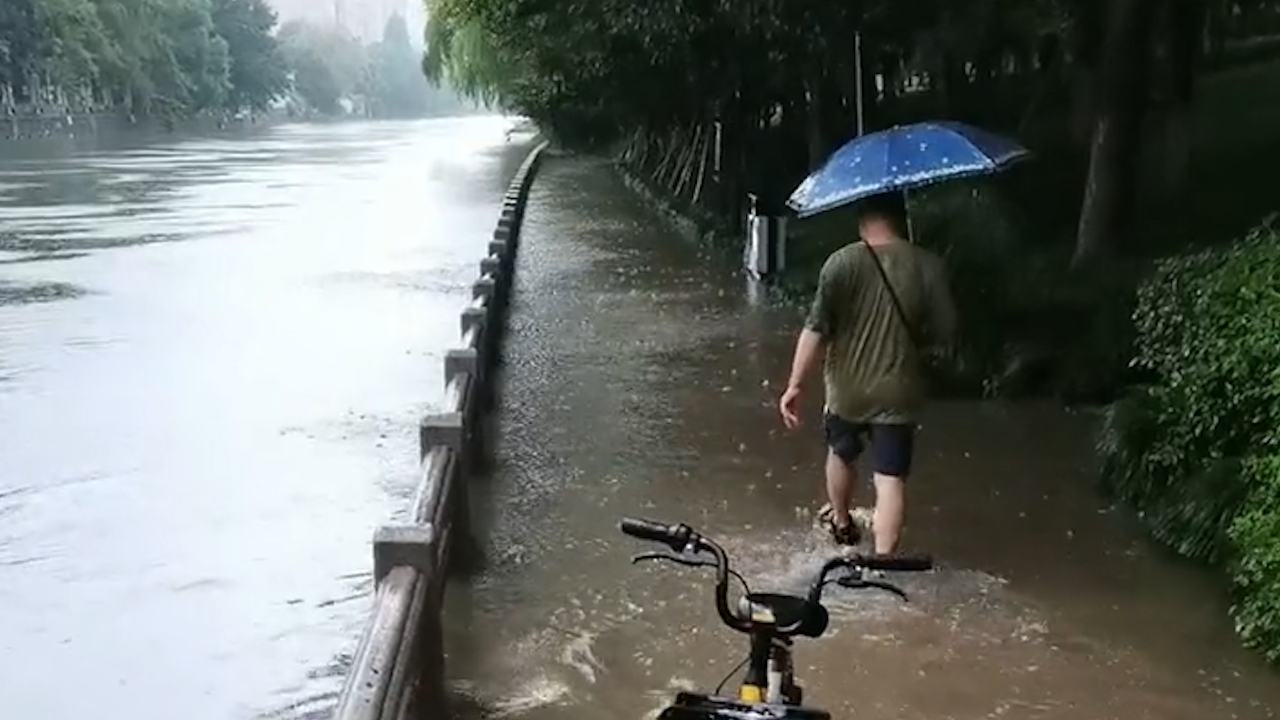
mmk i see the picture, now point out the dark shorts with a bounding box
[822,413,916,477]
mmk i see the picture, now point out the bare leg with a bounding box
[871,473,905,554]
[825,450,856,531]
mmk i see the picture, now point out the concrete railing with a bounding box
[333,140,549,720]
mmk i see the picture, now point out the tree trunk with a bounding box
[1070,0,1106,145]
[859,41,881,128]
[937,47,965,115]
[1017,32,1066,135]
[652,129,679,184]
[805,70,826,171]
[674,123,704,198]
[1162,0,1206,205]
[973,43,1001,91]
[1203,0,1227,67]
[692,123,712,206]
[831,40,859,136]
[820,67,851,147]
[716,110,747,234]
[1073,0,1159,267]
[880,49,903,99]
[930,9,965,116]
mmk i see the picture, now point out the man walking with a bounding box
[778,192,956,554]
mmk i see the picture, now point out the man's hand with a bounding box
[781,328,823,430]
[778,384,803,429]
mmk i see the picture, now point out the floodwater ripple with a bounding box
[445,156,1280,720]
[0,117,534,720]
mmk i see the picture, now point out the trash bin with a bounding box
[743,193,788,280]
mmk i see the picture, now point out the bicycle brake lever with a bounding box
[632,551,671,564]
[631,551,716,569]
[836,576,910,601]
[865,580,910,601]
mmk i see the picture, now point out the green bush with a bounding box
[1231,455,1280,663]
[1098,215,1280,662]
[909,181,1138,400]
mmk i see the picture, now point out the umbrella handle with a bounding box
[903,188,916,242]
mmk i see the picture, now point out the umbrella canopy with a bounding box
[786,121,1031,219]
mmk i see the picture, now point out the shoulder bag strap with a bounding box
[863,242,923,350]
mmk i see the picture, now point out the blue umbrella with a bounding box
[786,121,1031,219]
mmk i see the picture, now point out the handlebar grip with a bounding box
[864,554,934,572]
[619,517,681,545]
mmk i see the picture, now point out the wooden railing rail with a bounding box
[333,140,550,720]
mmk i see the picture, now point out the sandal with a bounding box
[826,516,861,546]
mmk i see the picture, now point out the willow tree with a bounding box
[422,3,516,108]
[1,0,39,98]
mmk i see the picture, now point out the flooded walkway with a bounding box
[443,155,1280,720]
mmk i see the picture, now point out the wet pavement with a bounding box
[443,155,1280,720]
[0,118,531,720]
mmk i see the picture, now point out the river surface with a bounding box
[444,156,1280,720]
[0,118,530,720]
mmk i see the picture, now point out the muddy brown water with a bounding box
[0,118,532,720]
[443,155,1280,720]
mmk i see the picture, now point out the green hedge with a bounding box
[908,182,1139,400]
[1098,216,1280,662]
[1231,455,1280,660]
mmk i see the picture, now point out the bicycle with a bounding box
[619,517,934,720]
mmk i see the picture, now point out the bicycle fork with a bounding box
[739,632,803,705]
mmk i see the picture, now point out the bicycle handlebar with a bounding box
[620,517,746,631]
[619,516,933,637]
[619,517,692,549]
[832,553,933,573]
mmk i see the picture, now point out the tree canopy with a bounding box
[1,0,286,118]
[421,0,1280,261]
[279,13,481,119]
[1,0,480,121]
[422,0,1275,138]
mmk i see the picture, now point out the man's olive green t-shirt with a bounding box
[804,240,957,424]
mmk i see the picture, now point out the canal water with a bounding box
[0,118,529,720]
[444,156,1280,720]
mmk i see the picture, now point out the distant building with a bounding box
[271,0,425,47]
[270,0,338,27]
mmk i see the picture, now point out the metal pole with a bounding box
[854,31,865,136]
[712,119,722,179]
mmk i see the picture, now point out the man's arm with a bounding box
[787,254,842,389]
[787,328,825,390]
